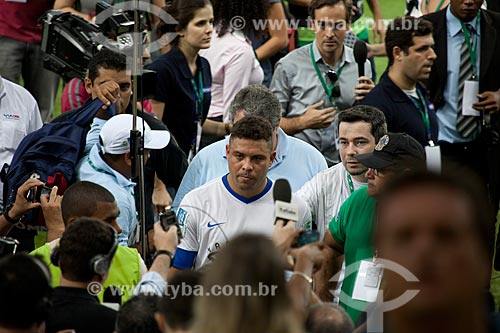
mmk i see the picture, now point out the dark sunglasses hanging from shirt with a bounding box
[310,43,344,105]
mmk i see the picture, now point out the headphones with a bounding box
[50,227,119,276]
[90,229,118,276]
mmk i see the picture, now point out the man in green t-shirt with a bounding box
[323,132,425,323]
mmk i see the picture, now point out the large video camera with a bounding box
[40,2,145,81]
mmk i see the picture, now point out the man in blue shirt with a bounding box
[173,84,328,210]
[423,0,500,266]
[77,114,170,245]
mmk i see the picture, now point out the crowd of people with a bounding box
[1,0,500,332]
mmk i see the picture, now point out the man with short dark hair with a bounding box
[422,0,500,212]
[116,295,162,333]
[374,168,495,333]
[46,218,119,333]
[296,105,386,237]
[296,105,386,304]
[171,116,312,272]
[361,16,439,147]
[173,84,327,210]
[155,271,201,333]
[31,181,147,303]
[0,254,52,333]
[271,0,374,165]
[78,47,187,243]
[322,133,425,323]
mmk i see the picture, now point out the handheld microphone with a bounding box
[273,179,298,225]
[353,40,368,78]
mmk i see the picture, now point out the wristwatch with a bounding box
[153,250,174,267]
[3,205,21,224]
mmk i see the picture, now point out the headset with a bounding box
[50,227,119,276]
[90,229,119,276]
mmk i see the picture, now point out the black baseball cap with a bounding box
[354,133,425,169]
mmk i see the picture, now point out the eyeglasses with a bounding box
[326,70,341,98]
[371,168,395,177]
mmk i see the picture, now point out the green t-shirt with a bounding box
[329,185,376,323]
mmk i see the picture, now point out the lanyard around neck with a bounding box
[459,13,480,79]
[409,87,434,146]
[190,71,204,121]
[346,173,354,194]
[309,43,345,105]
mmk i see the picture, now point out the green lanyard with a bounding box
[190,71,204,121]
[346,173,354,194]
[409,88,434,146]
[88,157,114,177]
[309,43,345,106]
[425,0,445,13]
[459,13,480,79]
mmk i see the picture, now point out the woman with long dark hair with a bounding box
[147,0,226,159]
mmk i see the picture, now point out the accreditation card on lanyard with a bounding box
[352,255,383,303]
[461,13,481,117]
[188,71,204,163]
[408,87,442,172]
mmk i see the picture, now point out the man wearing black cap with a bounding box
[321,132,425,324]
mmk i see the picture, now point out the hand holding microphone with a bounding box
[353,40,375,100]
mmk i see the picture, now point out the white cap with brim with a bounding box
[99,114,170,154]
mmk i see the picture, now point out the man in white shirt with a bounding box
[0,75,43,210]
[296,105,387,238]
[171,115,312,272]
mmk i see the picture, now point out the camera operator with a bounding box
[67,48,186,246]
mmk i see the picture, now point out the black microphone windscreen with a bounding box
[273,179,292,203]
[354,40,368,64]
[353,40,368,77]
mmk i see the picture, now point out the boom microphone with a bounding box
[273,179,298,225]
[353,40,368,77]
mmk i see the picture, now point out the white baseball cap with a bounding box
[99,114,170,154]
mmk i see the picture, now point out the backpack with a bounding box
[1,99,107,250]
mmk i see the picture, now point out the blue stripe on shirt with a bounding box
[172,248,198,269]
